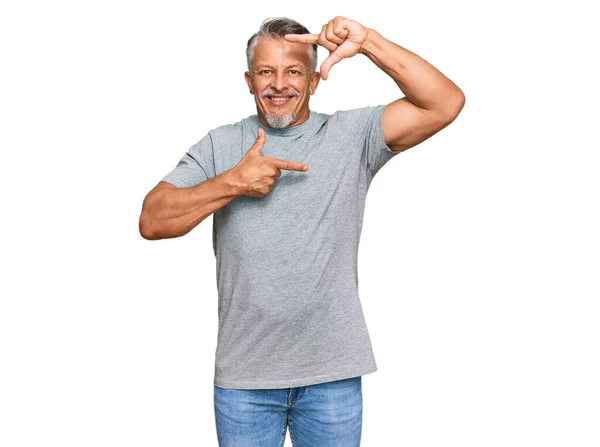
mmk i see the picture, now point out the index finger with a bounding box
[266,156,309,172]
[284,33,318,44]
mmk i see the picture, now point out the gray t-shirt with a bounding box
[161,104,401,389]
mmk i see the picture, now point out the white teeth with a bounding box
[269,97,290,101]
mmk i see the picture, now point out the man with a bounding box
[139,16,464,447]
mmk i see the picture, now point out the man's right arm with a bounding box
[140,128,308,240]
[139,170,242,240]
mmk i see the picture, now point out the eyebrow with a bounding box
[255,64,304,70]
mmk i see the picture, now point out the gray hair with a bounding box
[246,17,318,74]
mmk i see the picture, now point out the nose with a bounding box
[272,71,287,91]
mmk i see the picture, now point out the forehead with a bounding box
[252,36,311,68]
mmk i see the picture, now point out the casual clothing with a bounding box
[161,105,401,389]
[214,376,362,446]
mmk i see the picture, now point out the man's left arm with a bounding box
[285,17,466,153]
[360,28,466,152]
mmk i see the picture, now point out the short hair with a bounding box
[246,17,318,74]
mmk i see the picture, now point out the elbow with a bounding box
[439,90,466,124]
[454,90,466,113]
[139,190,165,240]
[139,216,159,240]
[449,89,466,116]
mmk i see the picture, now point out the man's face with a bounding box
[245,36,320,128]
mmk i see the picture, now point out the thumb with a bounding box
[320,53,343,81]
[249,128,266,155]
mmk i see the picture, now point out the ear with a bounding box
[244,71,252,92]
[309,71,321,95]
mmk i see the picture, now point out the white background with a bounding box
[1,1,599,446]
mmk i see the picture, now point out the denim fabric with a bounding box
[214,376,363,446]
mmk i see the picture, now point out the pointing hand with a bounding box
[231,128,309,197]
[284,16,370,80]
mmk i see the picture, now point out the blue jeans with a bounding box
[214,376,362,446]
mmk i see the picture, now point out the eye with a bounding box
[290,70,299,75]
[260,70,272,74]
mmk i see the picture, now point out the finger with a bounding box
[264,165,281,179]
[284,33,318,44]
[333,16,349,35]
[320,52,343,81]
[267,157,309,172]
[325,20,344,45]
[249,128,266,154]
[317,24,338,53]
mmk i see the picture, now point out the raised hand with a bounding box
[230,128,309,197]
[284,16,369,80]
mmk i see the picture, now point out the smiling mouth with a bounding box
[266,95,295,106]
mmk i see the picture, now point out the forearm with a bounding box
[140,169,242,240]
[360,29,464,113]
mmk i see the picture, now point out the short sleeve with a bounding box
[161,133,216,188]
[358,104,401,182]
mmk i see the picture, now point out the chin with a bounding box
[264,111,297,128]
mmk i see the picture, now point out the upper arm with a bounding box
[382,95,465,152]
[160,133,216,188]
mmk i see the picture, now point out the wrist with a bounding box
[359,28,379,56]
[223,168,247,197]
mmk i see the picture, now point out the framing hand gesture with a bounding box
[284,16,369,80]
